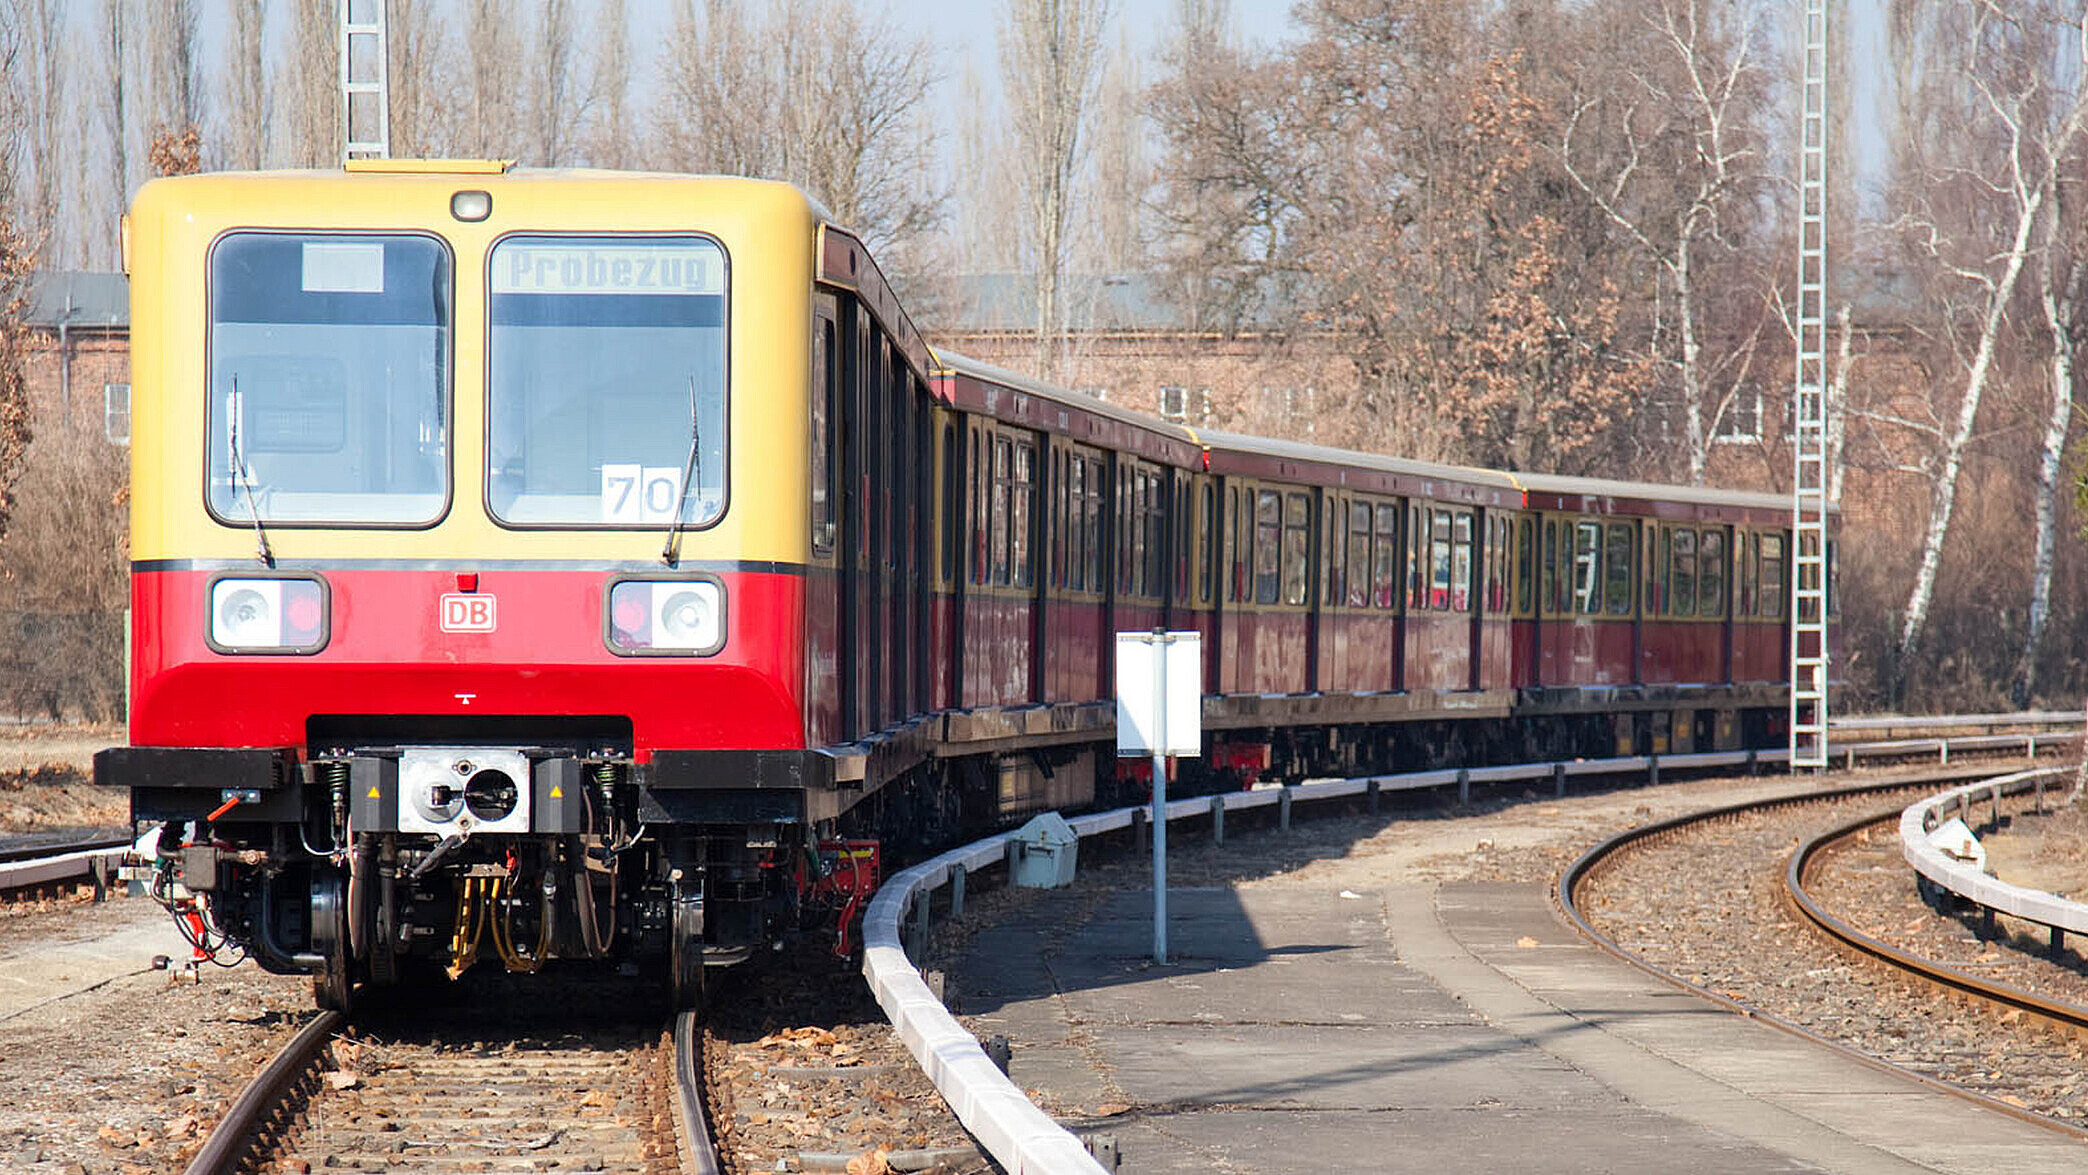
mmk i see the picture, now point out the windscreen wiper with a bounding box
[661,377,701,566]
[228,378,275,567]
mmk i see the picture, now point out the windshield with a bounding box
[487,235,728,528]
[208,232,451,525]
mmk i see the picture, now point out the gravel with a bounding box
[1577,785,2088,1123]
[0,896,315,1174]
[11,746,2085,1171]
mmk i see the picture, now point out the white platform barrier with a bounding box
[866,724,2075,1174]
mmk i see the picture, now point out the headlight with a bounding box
[607,578,724,654]
[208,576,329,653]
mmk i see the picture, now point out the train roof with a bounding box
[936,351,1825,522]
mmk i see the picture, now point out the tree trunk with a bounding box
[1893,184,2042,703]
[2012,211,2084,707]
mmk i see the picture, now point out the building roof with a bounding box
[22,272,128,329]
[924,273,1189,334]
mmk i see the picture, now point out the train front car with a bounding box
[97,165,839,1011]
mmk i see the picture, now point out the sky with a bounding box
[875,0,1303,63]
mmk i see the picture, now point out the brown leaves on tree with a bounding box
[148,125,203,178]
[0,210,34,548]
[1151,6,1653,473]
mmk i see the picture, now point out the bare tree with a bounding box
[588,0,634,169]
[390,4,460,157]
[1557,0,1778,484]
[276,0,338,166]
[999,0,1112,380]
[951,64,1023,274]
[142,0,201,143]
[1884,0,2088,703]
[12,0,64,250]
[464,0,525,158]
[1086,30,1148,274]
[99,0,131,223]
[531,0,583,166]
[219,0,269,170]
[658,0,944,254]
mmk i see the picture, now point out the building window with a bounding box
[104,383,131,445]
[1158,386,1188,423]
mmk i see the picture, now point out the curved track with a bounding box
[1788,810,2088,1041]
[1558,765,2088,1137]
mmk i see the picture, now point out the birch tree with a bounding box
[1885,0,2088,703]
[999,0,1112,380]
[2015,199,2086,705]
[1556,0,1777,484]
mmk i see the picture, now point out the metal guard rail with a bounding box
[0,843,127,892]
[1900,766,2088,943]
[1832,709,2079,734]
[867,727,2079,1174]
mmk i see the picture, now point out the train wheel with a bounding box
[669,880,706,1013]
[310,872,355,1013]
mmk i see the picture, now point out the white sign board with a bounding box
[1115,631,1202,757]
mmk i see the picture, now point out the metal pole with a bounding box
[1151,631,1169,966]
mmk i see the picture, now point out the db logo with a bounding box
[439,593,498,633]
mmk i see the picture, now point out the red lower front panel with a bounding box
[130,567,806,755]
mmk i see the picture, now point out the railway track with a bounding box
[1789,807,2088,1043]
[183,973,719,1175]
[1561,763,2088,1132]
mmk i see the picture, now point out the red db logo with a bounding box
[439,593,497,633]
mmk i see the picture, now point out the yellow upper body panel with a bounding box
[127,168,818,566]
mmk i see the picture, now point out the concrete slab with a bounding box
[0,900,189,1022]
[1092,1021,1595,1111]
[949,872,1858,1174]
[1417,881,2088,1175]
[1070,1108,1826,1175]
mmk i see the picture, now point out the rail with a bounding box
[865,723,2079,1174]
[1899,767,2087,951]
[672,1009,724,1175]
[183,1010,344,1175]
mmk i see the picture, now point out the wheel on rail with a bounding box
[310,872,356,1013]
[670,880,707,1013]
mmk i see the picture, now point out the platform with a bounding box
[948,878,2088,1173]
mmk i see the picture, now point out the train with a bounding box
[95,163,1831,1011]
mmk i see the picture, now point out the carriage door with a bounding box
[833,302,860,738]
[850,304,886,734]
[1304,489,1323,692]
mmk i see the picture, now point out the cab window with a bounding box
[487,235,727,527]
[208,231,451,525]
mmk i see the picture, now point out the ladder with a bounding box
[340,0,390,160]
[1790,0,1830,771]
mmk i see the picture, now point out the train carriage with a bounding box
[99,164,1831,1012]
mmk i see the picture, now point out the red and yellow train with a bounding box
[97,164,1829,1010]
